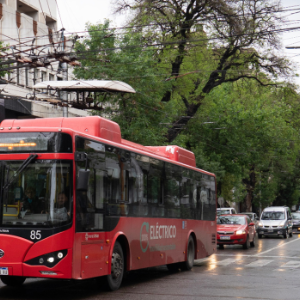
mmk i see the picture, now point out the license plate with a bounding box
[268,229,273,232]
[220,236,230,240]
[0,267,8,275]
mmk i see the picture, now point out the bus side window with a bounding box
[199,174,216,221]
[148,158,164,217]
[180,170,194,219]
[128,154,140,216]
[164,163,180,218]
[133,155,150,217]
[209,176,216,220]
[75,137,106,232]
[105,146,121,204]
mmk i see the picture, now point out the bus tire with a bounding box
[0,276,26,286]
[180,235,195,271]
[106,241,124,291]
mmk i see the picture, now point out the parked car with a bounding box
[257,206,293,238]
[217,207,237,216]
[238,212,259,229]
[217,214,256,249]
[291,212,300,232]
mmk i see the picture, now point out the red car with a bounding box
[217,214,256,249]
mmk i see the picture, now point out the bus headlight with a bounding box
[25,249,68,268]
[47,257,55,263]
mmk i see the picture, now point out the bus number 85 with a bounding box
[30,230,42,240]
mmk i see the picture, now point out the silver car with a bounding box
[257,206,293,238]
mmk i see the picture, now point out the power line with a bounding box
[55,0,64,29]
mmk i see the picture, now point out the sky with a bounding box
[57,0,300,86]
[56,0,126,34]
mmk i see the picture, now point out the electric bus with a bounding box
[0,116,216,290]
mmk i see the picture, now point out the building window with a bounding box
[25,68,29,86]
[41,71,47,82]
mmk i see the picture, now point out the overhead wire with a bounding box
[55,0,64,29]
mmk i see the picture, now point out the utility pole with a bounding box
[61,28,68,117]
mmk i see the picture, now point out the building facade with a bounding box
[0,0,88,121]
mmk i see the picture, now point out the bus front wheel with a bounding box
[0,276,26,286]
[180,236,195,271]
[106,241,124,291]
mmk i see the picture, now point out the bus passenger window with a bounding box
[164,163,180,218]
[106,148,121,203]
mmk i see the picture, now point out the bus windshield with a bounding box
[0,160,72,228]
[0,132,72,153]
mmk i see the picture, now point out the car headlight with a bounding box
[236,230,246,235]
[278,221,286,228]
[258,222,263,227]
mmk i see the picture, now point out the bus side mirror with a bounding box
[77,169,90,191]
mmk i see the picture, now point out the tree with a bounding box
[114,0,293,142]
[73,4,300,211]
[184,79,300,210]
[74,21,173,145]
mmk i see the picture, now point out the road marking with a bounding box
[216,254,300,259]
[215,258,236,266]
[245,260,273,267]
[254,237,300,256]
[194,257,211,263]
[281,261,300,268]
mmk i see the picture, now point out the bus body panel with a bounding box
[23,228,74,261]
[0,235,33,276]
[71,217,216,280]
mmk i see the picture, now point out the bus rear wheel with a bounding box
[106,241,124,291]
[0,276,26,286]
[180,236,195,271]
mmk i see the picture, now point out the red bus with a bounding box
[0,116,217,290]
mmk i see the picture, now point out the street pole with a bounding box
[61,28,68,117]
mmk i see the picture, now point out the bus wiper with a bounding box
[2,154,38,209]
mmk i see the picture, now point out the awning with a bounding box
[33,80,136,93]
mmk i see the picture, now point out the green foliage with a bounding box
[74,21,175,145]
[0,42,8,78]
[179,79,300,206]
[73,18,300,209]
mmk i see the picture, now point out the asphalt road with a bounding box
[1,233,300,300]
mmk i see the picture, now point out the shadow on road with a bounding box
[0,266,178,299]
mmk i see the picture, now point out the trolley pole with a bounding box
[61,28,68,117]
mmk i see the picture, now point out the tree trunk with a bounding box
[242,165,256,212]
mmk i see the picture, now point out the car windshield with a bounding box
[239,213,253,220]
[1,160,72,228]
[217,209,231,215]
[261,211,285,220]
[292,213,300,220]
[217,216,246,225]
